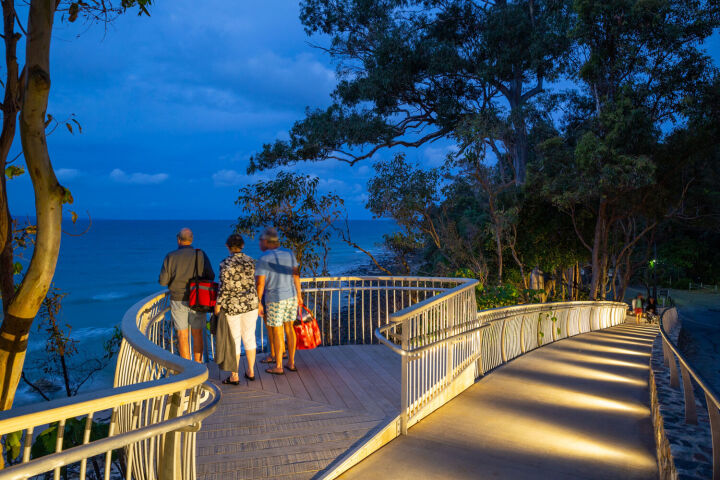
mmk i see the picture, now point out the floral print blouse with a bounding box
[216,252,259,315]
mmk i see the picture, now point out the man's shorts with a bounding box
[265,297,298,328]
[170,300,206,331]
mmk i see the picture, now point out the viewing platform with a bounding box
[0,276,717,480]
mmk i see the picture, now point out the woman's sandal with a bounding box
[285,365,297,372]
[265,368,284,375]
[222,376,240,385]
[244,372,255,381]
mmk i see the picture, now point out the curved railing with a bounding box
[659,307,720,479]
[299,276,467,346]
[377,298,627,433]
[0,291,220,480]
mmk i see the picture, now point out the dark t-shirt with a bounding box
[159,246,215,301]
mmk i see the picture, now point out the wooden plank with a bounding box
[311,348,365,412]
[343,346,401,415]
[291,352,329,404]
[297,348,346,407]
[347,345,401,394]
[330,346,398,417]
[316,347,385,416]
[283,354,312,401]
[255,353,279,394]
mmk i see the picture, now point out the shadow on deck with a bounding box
[197,345,400,480]
[340,322,659,480]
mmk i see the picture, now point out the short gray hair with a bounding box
[177,228,193,243]
[260,226,279,245]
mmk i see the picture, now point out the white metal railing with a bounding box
[659,307,720,480]
[377,298,627,433]
[299,276,462,346]
[0,291,220,480]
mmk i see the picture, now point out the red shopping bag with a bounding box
[293,305,321,350]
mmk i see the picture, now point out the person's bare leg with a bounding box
[264,318,276,362]
[284,322,296,369]
[246,349,256,377]
[176,328,191,360]
[271,326,284,371]
[191,328,204,363]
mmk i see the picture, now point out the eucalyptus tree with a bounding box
[0,0,153,411]
[248,0,573,185]
[534,0,720,299]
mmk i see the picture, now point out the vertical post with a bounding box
[158,392,183,480]
[500,318,507,363]
[705,394,720,480]
[680,364,697,424]
[400,319,409,435]
[668,350,680,389]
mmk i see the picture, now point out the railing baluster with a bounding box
[680,364,698,424]
[706,393,720,480]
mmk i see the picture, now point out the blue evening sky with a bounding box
[6,2,720,220]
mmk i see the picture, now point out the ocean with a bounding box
[14,219,398,406]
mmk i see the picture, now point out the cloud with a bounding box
[212,169,246,187]
[56,168,80,180]
[110,168,168,184]
[423,145,458,167]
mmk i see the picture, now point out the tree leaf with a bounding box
[65,123,73,134]
[5,165,24,179]
[68,3,79,22]
[61,187,74,205]
[5,430,22,461]
[71,118,82,134]
[70,211,78,224]
[12,262,22,275]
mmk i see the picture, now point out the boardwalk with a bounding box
[340,322,659,479]
[197,345,400,480]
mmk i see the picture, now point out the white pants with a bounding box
[226,309,258,357]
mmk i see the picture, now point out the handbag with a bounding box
[188,249,218,313]
[293,305,321,350]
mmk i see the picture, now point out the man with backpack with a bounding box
[159,228,215,362]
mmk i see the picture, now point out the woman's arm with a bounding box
[256,275,266,317]
[293,267,303,307]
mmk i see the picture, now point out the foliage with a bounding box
[235,172,344,275]
[244,0,720,308]
[248,0,575,184]
[22,287,122,400]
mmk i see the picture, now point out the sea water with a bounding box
[14,219,397,406]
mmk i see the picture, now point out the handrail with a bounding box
[376,297,627,434]
[658,307,720,479]
[0,291,220,480]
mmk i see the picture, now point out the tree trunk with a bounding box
[589,200,608,300]
[0,0,21,310]
[0,0,60,411]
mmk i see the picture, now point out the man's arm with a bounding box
[255,275,266,317]
[159,255,171,286]
[293,267,303,307]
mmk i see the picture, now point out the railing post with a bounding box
[668,347,680,389]
[400,323,409,435]
[500,318,507,363]
[158,391,183,480]
[705,393,720,480]
[680,364,698,424]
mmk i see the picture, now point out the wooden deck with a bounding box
[197,345,401,480]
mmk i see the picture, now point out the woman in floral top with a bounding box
[214,234,259,383]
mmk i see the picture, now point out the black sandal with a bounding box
[265,368,284,375]
[222,376,240,385]
[286,364,297,372]
[244,372,255,381]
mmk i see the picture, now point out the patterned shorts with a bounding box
[265,297,298,328]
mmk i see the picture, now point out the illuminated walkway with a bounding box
[340,322,659,479]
